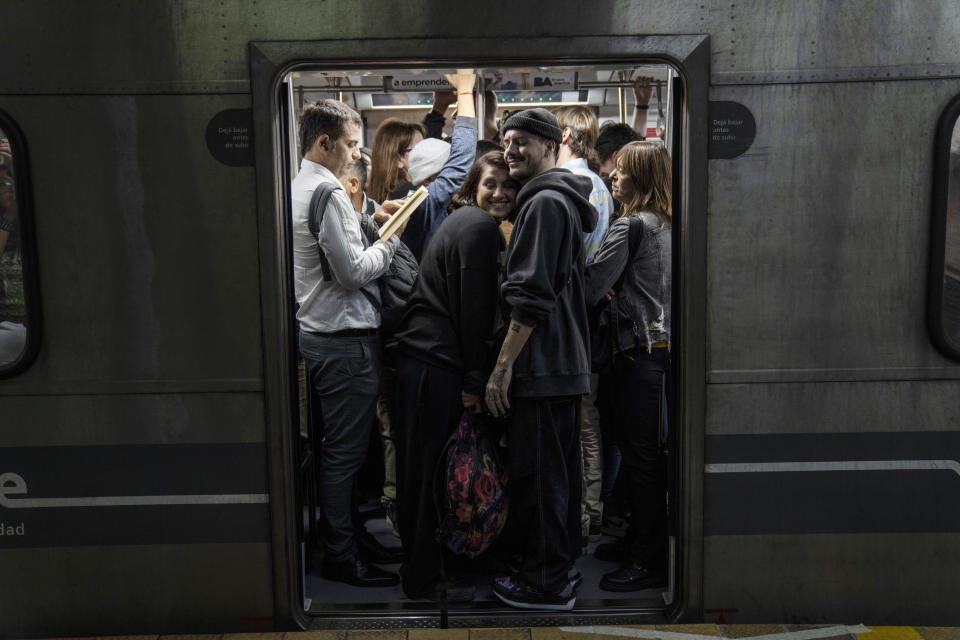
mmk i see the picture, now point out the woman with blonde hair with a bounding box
[584,140,672,592]
[368,118,425,203]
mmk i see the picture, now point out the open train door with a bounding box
[666,69,685,606]
[249,35,711,629]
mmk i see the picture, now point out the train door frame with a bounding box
[249,34,710,628]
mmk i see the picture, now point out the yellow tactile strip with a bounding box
[408,631,470,640]
[468,630,533,640]
[720,627,791,639]
[861,630,926,640]
[916,630,960,640]
[21,626,960,640]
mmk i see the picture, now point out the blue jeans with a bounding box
[299,330,381,562]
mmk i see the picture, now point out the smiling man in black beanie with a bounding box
[484,108,598,611]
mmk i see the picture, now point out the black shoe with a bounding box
[357,529,404,564]
[599,562,666,592]
[320,556,400,587]
[492,575,575,611]
[500,564,581,590]
[594,537,630,562]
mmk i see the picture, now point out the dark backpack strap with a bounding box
[308,182,338,282]
[628,214,644,252]
[613,215,645,290]
[613,216,646,355]
[310,186,384,312]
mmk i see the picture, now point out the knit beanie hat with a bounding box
[408,137,451,186]
[501,108,563,145]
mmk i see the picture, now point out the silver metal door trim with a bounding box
[705,460,960,477]
[560,624,872,640]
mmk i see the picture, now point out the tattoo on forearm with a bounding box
[510,323,522,333]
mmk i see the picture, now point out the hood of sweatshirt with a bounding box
[513,168,598,233]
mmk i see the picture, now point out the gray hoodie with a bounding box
[501,168,598,397]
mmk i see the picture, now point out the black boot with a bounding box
[320,555,400,587]
[357,529,404,564]
[599,562,666,592]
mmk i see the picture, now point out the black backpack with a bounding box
[307,182,418,337]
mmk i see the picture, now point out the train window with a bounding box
[930,94,960,359]
[281,63,681,618]
[0,112,39,377]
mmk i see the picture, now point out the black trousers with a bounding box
[508,395,582,593]
[609,348,669,570]
[393,353,463,598]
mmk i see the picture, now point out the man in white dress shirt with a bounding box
[291,99,408,587]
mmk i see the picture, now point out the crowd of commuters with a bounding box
[291,71,671,611]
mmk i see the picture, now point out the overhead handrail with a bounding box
[290,80,667,94]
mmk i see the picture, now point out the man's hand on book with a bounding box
[374,198,414,239]
[373,199,403,225]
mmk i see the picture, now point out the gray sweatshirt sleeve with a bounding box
[318,188,398,290]
[584,217,630,306]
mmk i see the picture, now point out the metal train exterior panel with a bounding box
[1,0,959,636]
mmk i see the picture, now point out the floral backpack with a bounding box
[434,410,509,558]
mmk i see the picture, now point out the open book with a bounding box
[378,185,429,242]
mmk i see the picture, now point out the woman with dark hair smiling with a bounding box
[391,151,519,602]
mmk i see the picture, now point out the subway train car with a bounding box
[2,1,960,636]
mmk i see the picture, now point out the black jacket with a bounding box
[501,168,598,397]
[394,206,506,395]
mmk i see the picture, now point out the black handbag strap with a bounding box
[309,183,382,310]
[612,215,644,291]
[609,215,645,355]
[307,182,337,282]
